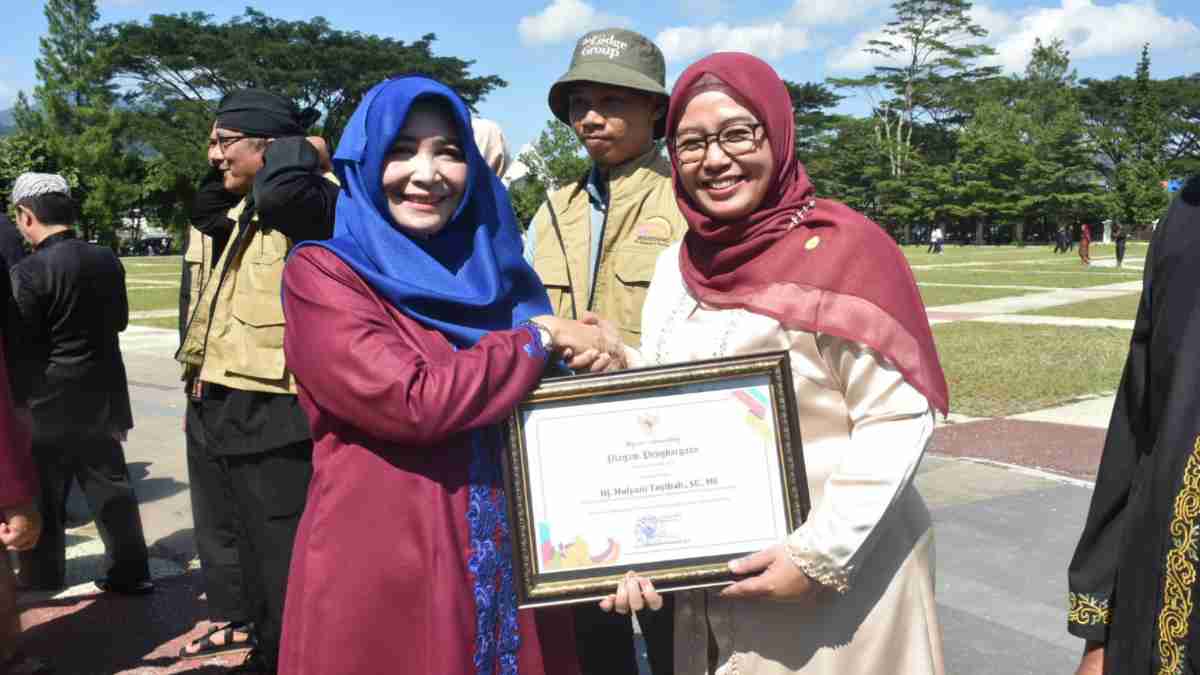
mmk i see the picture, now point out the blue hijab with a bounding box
[293,76,550,347]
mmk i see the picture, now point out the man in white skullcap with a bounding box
[9,172,152,596]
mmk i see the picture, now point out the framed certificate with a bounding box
[502,350,809,608]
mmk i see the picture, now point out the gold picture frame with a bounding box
[503,350,809,608]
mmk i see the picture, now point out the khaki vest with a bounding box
[528,147,687,344]
[183,225,212,327]
[177,199,297,394]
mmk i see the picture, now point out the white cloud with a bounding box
[789,0,889,26]
[517,0,630,46]
[656,21,812,63]
[827,27,892,72]
[986,0,1200,73]
[968,3,1016,36]
[828,0,1198,75]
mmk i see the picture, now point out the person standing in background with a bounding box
[176,168,259,661]
[522,27,686,674]
[175,89,338,674]
[1054,226,1068,254]
[1079,222,1091,265]
[1112,222,1128,268]
[9,173,151,597]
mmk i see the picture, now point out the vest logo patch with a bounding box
[635,217,673,246]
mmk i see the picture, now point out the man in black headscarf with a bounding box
[175,89,337,674]
[1069,176,1200,675]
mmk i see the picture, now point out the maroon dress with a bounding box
[0,335,36,513]
[278,247,578,675]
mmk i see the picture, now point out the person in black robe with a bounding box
[1068,175,1200,675]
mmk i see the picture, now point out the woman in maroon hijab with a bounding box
[1079,222,1092,265]
[600,53,948,674]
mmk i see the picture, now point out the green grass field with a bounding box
[933,322,1131,417]
[914,268,1141,289]
[901,241,1147,266]
[127,285,180,313]
[918,285,1036,307]
[121,246,1141,418]
[123,255,182,327]
[1022,293,1142,321]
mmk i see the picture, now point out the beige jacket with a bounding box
[177,199,297,395]
[527,147,687,344]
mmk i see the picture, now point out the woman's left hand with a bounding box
[720,545,817,602]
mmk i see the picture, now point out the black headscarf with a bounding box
[215,89,320,138]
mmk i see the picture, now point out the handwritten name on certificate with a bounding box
[522,378,790,575]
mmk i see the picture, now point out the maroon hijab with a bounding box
[669,52,949,414]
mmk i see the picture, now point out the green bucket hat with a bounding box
[548,28,670,139]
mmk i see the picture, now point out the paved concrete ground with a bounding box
[24,254,1134,674]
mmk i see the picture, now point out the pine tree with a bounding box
[1016,39,1103,243]
[829,0,999,240]
[1111,45,1169,227]
[18,0,141,242]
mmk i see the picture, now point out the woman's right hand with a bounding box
[531,316,625,372]
[599,571,663,614]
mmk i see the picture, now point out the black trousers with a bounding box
[223,442,312,671]
[574,597,674,675]
[18,435,150,590]
[1116,239,1127,266]
[186,399,253,624]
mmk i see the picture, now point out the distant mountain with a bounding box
[0,108,14,137]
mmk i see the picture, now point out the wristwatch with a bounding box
[529,321,554,351]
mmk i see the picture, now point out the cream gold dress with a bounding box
[628,243,945,675]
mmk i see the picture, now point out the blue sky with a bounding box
[3,0,1198,156]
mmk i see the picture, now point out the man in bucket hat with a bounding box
[523,28,684,674]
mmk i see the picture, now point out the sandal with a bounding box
[178,622,256,660]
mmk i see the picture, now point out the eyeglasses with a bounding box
[672,123,764,165]
[208,135,260,156]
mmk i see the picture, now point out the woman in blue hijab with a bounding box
[276,76,602,675]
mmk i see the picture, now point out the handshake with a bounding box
[528,311,626,373]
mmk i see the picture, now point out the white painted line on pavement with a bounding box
[961,314,1134,330]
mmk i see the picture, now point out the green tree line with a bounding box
[3,0,1197,245]
[1,0,503,243]
[514,0,1197,243]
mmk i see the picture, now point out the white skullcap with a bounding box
[11,173,71,205]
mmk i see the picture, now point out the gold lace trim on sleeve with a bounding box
[1068,592,1111,626]
[1156,435,1200,675]
[786,539,851,594]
